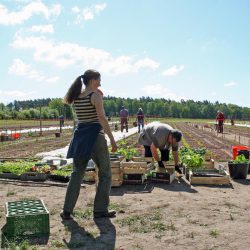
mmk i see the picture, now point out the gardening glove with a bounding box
[158,161,165,168]
[175,164,182,174]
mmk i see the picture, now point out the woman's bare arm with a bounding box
[92,92,117,152]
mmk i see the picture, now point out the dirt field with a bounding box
[0,172,250,250]
[0,120,250,249]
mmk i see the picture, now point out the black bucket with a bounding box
[228,162,249,179]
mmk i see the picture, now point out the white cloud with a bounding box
[224,81,237,87]
[8,58,59,83]
[72,6,80,13]
[11,35,159,75]
[101,88,115,96]
[95,3,107,14]
[162,65,184,76]
[30,24,54,34]
[83,8,94,20]
[0,2,61,25]
[46,76,59,83]
[72,3,107,23]
[135,58,159,71]
[0,90,36,100]
[141,84,185,100]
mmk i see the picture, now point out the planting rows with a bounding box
[170,122,234,161]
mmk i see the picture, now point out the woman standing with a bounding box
[61,69,117,219]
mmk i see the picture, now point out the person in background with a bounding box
[137,108,144,133]
[138,122,182,174]
[59,115,65,127]
[120,106,129,132]
[216,110,225,133]
[61,69,118,220]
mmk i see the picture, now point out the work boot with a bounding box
[94,210,116,219]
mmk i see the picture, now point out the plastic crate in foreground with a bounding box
[4,199,50,237]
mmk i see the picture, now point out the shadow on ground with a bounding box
[110,177,198,196]
[62,218,116,249]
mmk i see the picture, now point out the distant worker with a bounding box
[137,108,144,133]
[138,122,183,174]
[216,110,225,133]
[120,106,129,132]
[231,118,235,126]
[59,115,65,127]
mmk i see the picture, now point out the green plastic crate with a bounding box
[4,199,50,237]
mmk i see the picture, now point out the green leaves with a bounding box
[232,154,250,164]
[180,147,205,170]
[117,147,139,161]
[0,161,34,175]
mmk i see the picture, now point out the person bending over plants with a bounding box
[138,122,182,174]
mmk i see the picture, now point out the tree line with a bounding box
[0,97,250,120]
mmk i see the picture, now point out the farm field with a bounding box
[0,118,250,250]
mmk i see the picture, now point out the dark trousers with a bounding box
[63,133,111,214]
[137,120,144,132]
[120,118,128,132]
[144,145,169,161]
[218,121,224,133]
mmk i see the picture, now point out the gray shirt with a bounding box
[138,122,178,151]
[120,109,129,118]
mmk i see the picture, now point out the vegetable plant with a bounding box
[117,146,139,161]
[231,155,250,164]
[180,147,204,170]
[51,169,71,176]
[0,161,34,175]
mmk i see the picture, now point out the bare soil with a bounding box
[0,173,250,250]
[0,121,250,249]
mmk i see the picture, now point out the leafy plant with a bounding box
[231,154,250,164]
[0,161,34,175]
[117,146,139,161]
[180,149,204,170]
[50,169,71,176]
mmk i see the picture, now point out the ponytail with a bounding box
[64,69,101,104]
[64,76,83,104]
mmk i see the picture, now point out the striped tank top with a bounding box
[73,92,99,124]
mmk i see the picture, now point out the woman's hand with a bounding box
[111,141,118,152]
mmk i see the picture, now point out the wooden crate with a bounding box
[95,161,123,187]
[83,170,96,182]
[131,157,154,163]
[121,159,148,174]
[150,166,175,184]
[189,169,230,185]
[111,161,123,187]
[203,159,215,169]
[123,173,145,184]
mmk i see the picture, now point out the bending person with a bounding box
[138,122,182,174]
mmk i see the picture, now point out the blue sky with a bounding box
[0,0,250,107]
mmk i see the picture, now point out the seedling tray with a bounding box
[0,172,20,180]
[20,172,48,182]
[189,169,230,185]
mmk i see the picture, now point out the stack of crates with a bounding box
[95,156,123,187]
[4,199,50,237]
[110,160,123,187]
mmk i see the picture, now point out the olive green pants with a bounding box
[63,133,111,213]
